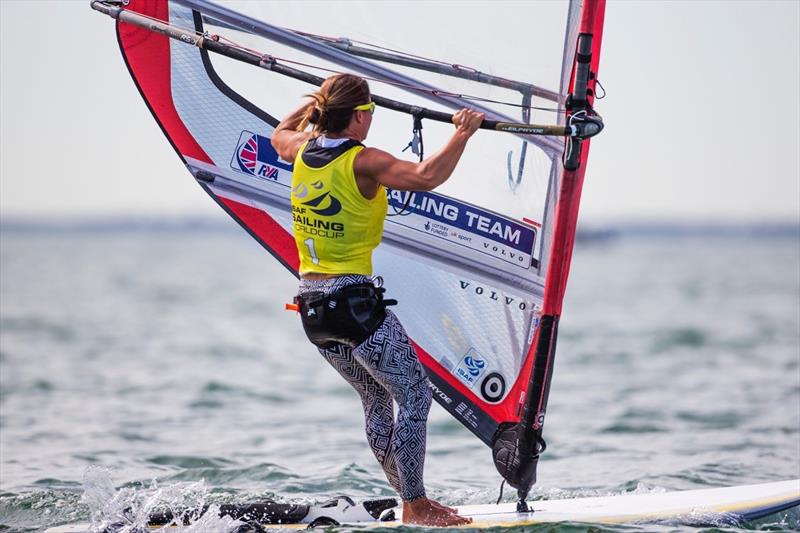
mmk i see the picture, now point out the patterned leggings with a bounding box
[298,275,432,501]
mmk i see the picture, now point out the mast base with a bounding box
[491,423,543,494]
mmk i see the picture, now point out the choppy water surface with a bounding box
[1,227,798,532]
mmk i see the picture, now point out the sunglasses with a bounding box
[353,101,376,114]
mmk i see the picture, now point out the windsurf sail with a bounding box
[90,0,605,507]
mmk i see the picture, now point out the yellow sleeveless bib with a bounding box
[291,138,387,275]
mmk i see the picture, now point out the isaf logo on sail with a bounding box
[456,348,487,386]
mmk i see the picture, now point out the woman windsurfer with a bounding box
[271,73,482,527]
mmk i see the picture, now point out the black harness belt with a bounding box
[295,283,397,348]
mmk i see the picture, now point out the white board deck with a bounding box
[428,479,800,528]
[46,479,800,532]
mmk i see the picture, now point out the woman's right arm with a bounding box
[354,109,484,192]
[270,100,315,162]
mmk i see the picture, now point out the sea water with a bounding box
[1,223,798,532]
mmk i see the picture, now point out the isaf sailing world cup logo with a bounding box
[292,181,342,217]
[231,131,293,181]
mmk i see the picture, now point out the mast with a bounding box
[492,0,607,511]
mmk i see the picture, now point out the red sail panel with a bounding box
[116,0,299,274]
[116,1,211,165]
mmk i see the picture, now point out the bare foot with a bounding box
[429,499,458,514]
[403,497,472,526]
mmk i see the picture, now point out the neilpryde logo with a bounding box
[231,131,292,180]
[292,181,342,217]
[455,349,487,387]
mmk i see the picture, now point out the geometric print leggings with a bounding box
[299,275,432,501]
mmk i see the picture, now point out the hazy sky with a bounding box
[1,0,798,223]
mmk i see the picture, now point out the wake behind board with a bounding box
[46,479,799,531]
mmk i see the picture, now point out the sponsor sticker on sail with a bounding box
[231,131,293,182]
[456,348,488,388]
[386,189,537,270]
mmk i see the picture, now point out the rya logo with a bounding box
[231,131,292,180]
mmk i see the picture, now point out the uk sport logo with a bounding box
[231,131,293,181]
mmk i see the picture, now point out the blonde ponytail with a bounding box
[296,74,370,136]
